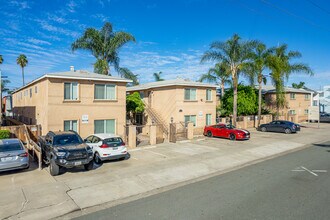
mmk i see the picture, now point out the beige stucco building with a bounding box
[263,86,313,122]
[11,68,130,138]
[127,79,217,135]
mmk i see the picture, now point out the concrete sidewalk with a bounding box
[1,123,329,220]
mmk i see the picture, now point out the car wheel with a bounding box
[94,152,102,164]
[284,128,292,134]
[261,127,267,132]
[49,159,60,176]
[207,131,213,137]
[84,160,94,171]
[229,133,236,141]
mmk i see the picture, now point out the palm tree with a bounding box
[267,44,313,118]
[243,42,272,127]
[292,81,305,89]
[72,22,135,75]
[17,54,28,86]
[199,62,231,98]
[118,67,139,86]
[153,71,164,81]
[0,55,3,65]
[201,34,255,126]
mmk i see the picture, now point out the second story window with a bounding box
[290,93,296,100]
[94,84,116,100]
[206,89,212,101]
[64,82,78,100]
[184,88,197,101]
[305,94,311,100]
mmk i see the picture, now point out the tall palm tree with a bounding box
[243,42,272,127]
[118,67,139,86]
[199,62,231,98]
[201,34,255,126]
[267,44,313,118]
[17,54,28,86]
[72,22,135,75]
[153,71,164,81]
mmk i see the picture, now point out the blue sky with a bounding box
[0,0,330,91]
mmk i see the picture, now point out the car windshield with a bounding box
[53,134,83,146]
[103,137,124,147]
[0,142,23,152]
[226,124,236,129]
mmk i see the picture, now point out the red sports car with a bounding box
[203,123,250,140]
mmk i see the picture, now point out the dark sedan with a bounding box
[257,120,300,134]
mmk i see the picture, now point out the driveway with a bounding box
[0,123,329,220]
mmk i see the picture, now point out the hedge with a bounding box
[0,130,10,139]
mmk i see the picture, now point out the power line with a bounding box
[305,0,330,15]
[260,0,330,32]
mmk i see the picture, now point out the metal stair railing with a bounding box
[143,101,169,135]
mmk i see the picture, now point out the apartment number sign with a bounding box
[82,114,89,124]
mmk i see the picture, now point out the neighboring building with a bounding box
[11,67,131,137]
[2,95,13,117]
[127,78,217,135]
[318,85,330,113]
[262,85,314,122]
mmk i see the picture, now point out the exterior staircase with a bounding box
[143,100,169,137]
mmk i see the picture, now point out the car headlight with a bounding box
[56,151,66,157]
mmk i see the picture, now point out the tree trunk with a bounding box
[257,76,262,127]
[232,73,238,126]
[22,67,25,86]
[221,81,225,98]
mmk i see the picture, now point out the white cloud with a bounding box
[9,0,30,10]
[27,38,52,45]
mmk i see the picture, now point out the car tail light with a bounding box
[18,152,28,157]
[100,144,108,148]
[121,142,125,146]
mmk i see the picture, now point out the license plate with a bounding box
[1,157,14,162]
[74,161,82,166]
[113,147,118,150]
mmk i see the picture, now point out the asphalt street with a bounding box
[76,141,330,220]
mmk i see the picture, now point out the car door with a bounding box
[85,135,96,152]
[217,125,227,137]
[267,121,277,132]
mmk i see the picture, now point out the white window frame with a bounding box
[64,120,78,132]
[304,109,308,115]
[64,82,79,100]
[289,110,296,115]
[94,84,117,100]
[304,94,310,100]
[184,88,197,101]
[290,93,296,100]
[206,89,212,101]
[206,114,212,126]
[184,115,197,127]
[94,119,116,134]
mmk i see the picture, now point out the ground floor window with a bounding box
[184,115,196,126]
[304,109,309,115]
[64,120,78,132]
[288,110,296,115]
[94,119,116,134]
[206,114,212,126]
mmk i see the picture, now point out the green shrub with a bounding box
[0,130,10,139]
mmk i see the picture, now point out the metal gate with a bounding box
[169,122,188,143]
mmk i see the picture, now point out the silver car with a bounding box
[0,139,29,172]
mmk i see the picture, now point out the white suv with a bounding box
[84,134,128,164]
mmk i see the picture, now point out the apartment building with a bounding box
[11,67,131,137]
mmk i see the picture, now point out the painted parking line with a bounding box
[291,166,327,176]
[143,149,168,158]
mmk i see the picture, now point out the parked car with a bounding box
[84,133,128,164]
[203,123,250,140]
[0,138,29,172]
[38,131,94,176]
[257,120,300,134]
[320,113,330,123]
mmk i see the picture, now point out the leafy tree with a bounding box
[72,22,135,75]
[267,44,313,117]
[1,79,11,94]
[243,42,271,127]
[126,92,145,123]
[153,71,164,81]
[201,34,255,126]
[199,62,231,98]
[16,54,28,86]
[118,67,139,86]
[292,81,305,89]
[221,84,261,116]
[0,55,3,64]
